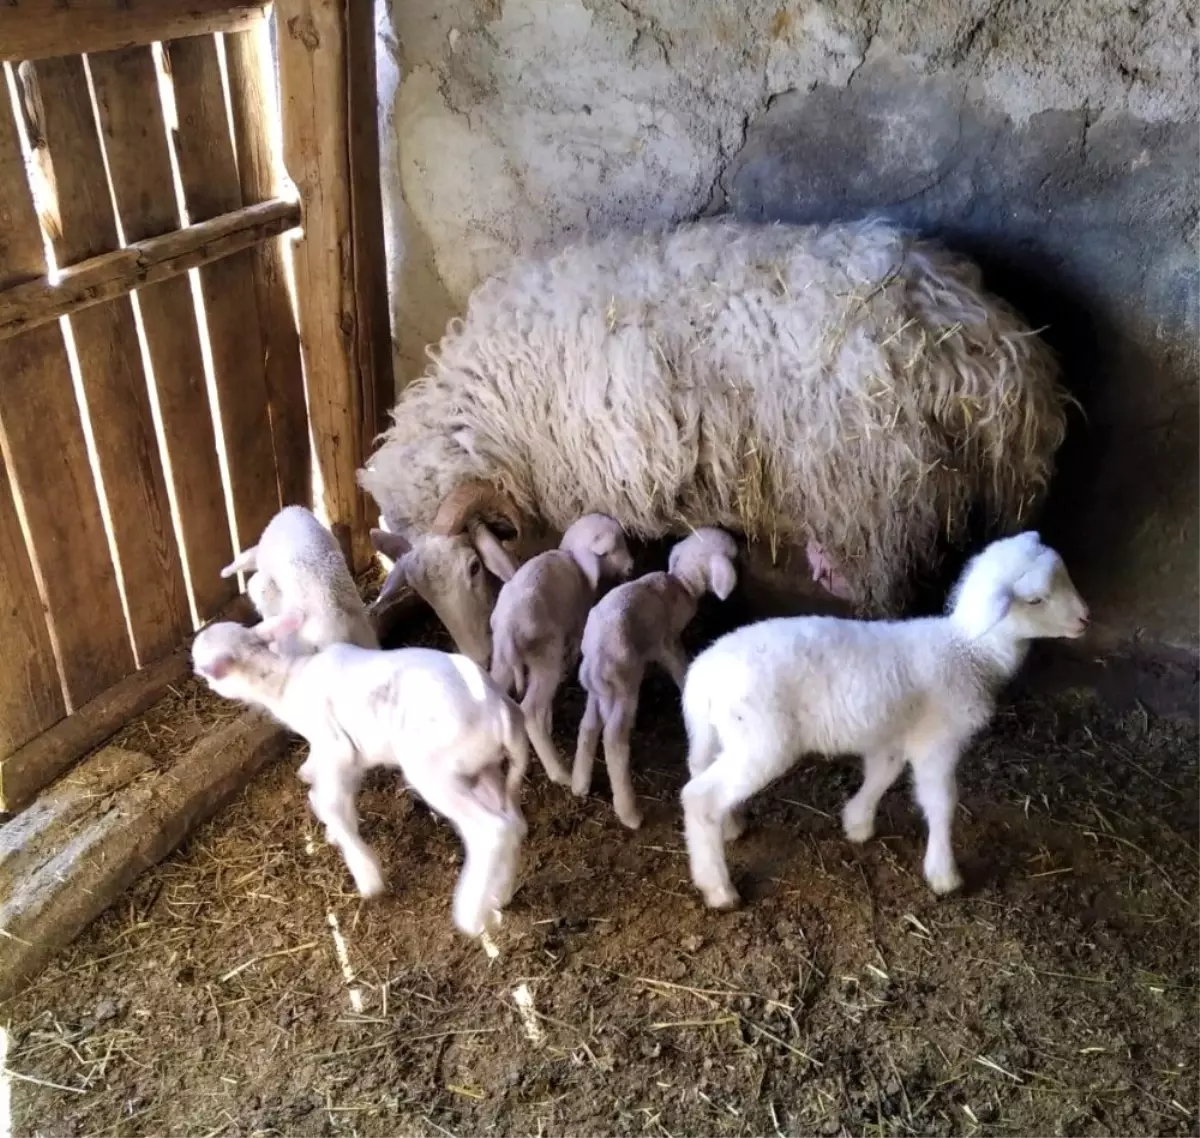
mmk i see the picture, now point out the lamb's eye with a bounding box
[468,557,482,578]
[1027,596,1044,606]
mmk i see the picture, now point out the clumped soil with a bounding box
[4,613,1197,1138]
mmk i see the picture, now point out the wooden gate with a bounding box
[0,0,393,813]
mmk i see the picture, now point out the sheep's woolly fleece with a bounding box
[359,218,1070,613]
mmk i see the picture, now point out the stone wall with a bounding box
[376,0,1198,650]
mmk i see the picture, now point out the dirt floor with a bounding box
[3,612,1198,1138]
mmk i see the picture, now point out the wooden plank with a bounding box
[166,34,280,550]
[0,594,254,813]
[88,46,236,622]
[0,93,134,709]
[345,0,396,514]
[0,655,186,814]
[224,23,311,510]
[0,1,267,63]
[19,56,191,667]
[276,0,369,570]
[0,712,290,1002]
[0,451,65,767]
[0,198,301,341]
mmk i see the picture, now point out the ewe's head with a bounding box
[668,527,739,600]
[949,532,1089,642]
[370,481,522,668]
[191,612,305,703]
[559,514,635,589]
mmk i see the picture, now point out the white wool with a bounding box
[191,617,528,937]
[359,219,1069,618]
[223,506,377,656]
[489,514,634,788]
[678,532,1089,910]
[573,527,739,829]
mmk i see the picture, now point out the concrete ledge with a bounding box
[0,710,289,1003]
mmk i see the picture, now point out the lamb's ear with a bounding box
[221,545,258,578]
[708,555,738,601]
[255,609,305,644]
[574,549,602,591]
[195,653,234,681]
[370,528,411,561]
[980,586,1013,632]
[472,523,519,583]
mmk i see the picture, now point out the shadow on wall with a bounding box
[723,58,1199,640]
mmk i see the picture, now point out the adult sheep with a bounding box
[360,217,1070,666]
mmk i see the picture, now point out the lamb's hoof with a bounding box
[702,885,742,911]
[841,809,874,845]
[616,807,643,831]
[926,864,963,896]
[722,813,747,842]
[571,774,591,798]
[354,866,387,899]
[544,764,573,788]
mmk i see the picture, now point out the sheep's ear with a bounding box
[256,609,305,644]
[472,523,519,583]
[708,555,738,601]
[370,527,410,561]
[375,560,408,605]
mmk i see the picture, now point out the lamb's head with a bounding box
[558,513,635,589]
[667,527,739,600]
[191,611,305,704]
[948,531,1089,642]
[370,481,523,667]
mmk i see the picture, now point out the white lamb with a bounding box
[679,531,1090,910]
[573,527,739,829]
[489,514,635,787]
[221,505,378,655]
[191,612,529,937]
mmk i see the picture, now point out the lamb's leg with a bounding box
[601,685,642,830]
[909,742,964,895]
[681,741,787,910]
[657,641,689,691]
[842,750,906,843]
[306,761,385,898]
[521,664,572,787]
[410,766,519,936]
[683,692,743,842]
[572,689,603,797]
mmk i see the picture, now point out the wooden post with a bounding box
[275,0,393,571]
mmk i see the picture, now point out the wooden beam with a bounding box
[224,21,312,511]
[0,596,254,814]
[276,0,372,571]
[0,198,300,343]
[0,712,290,1002]
[345,0,396,504]
[0,1,267,63]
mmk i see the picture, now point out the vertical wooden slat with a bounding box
[19,56,191,665]
[0,91,134,708]
[165,34,280,551]
[345,0,395,501]
[88,46,236,622]
[0,450,65,769]
[224,21,311,511]
[275,0,369,569]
